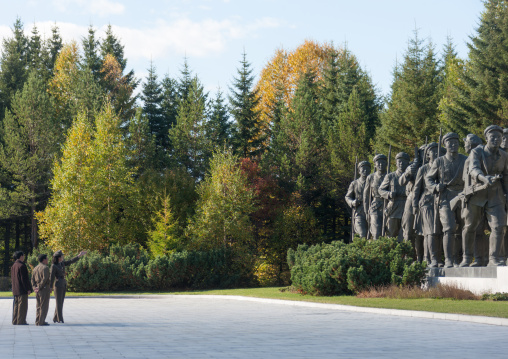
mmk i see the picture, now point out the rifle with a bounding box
[413,137,428,230]
[450,174,502,211]
[433,128,443,233]
[351,156,358,243]
[381,145,391,237]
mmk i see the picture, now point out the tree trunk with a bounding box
[15,220,20,251]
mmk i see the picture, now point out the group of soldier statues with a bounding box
[345,125,508,268]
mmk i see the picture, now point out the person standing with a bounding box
[51,250,87,323]
[31,254,51,326]
[11,251,32,325]
[379,152,410,239]
[345,161,371,239]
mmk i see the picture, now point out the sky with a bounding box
[0,0,486,99]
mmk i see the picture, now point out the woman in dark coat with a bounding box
[50,250,86,323]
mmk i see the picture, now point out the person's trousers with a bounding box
[36,288,51,325]
[12,294,28,325]
[53,286,66,323]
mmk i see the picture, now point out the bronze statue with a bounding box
[413,143,441,266]
[363,154,387,240]
[400,145,425,259]
[345,161,371,239]
[379,152,410,239]
[426,133,466,268]
[461,125,508,267]
[456,134,488,267]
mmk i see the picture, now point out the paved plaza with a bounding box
[0,295,508,358]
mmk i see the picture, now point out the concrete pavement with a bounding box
[0,295,507,358]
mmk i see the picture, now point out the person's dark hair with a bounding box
[53,253,62,265]
[13,251,24,260]
[38,254,48,263]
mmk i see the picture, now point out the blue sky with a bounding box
[1,0,485,99]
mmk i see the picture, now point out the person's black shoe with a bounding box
[40,322,50,326]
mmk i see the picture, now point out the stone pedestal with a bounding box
[427,267,508,295]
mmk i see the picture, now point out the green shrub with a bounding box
[288,237,427,295]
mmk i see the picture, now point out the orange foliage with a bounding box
[255,39,334,125]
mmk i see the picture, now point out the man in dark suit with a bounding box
[462,125,508,267]
[11,251,32,325]
[31,254,51,326]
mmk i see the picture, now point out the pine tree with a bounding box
[46,24,62,74]
[207,88,231,148]
[0,18,28,119]
[141,61,164,150]
[27,24,43,71]
[438,37,470,138]
[100,24,127,70]
[229,51,265,158]
[161,74,179,147]
[440,0,508,134]
[374,30,441,154]
[169,76,208,180]
[82,25,102,80]
[0,71,59,247]
[177,57,193,102]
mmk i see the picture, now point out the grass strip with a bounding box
[1,287,508,318]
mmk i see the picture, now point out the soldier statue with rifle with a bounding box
[460,125,508,267]
[426,132,467,268]
[379,152,410,239]
[400,145,425,259]
[345,160,371,239]
[363,154,387,240]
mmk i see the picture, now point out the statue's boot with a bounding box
[470,258,482,267]
[460,230,475,267]
[487,229,506,267]
[443,232,455,268]
[415,235,424,263]
[427,235,438,268]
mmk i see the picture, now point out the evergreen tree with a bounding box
[46,24,63,74]
[141,61,164,150]
[100,24,127,70]
[169,76,209,180]
[127,108,156,173]
[0,71,59,247]
[440,0,508,134]
[438,37,470,138]
[161,74,179,149]
[207,88,231,148]
[374,30,441,154]
[0,18,28,119]
[147,194,180,256]
[177,57,193,102]
[82,25,102,80]
[229,51,265,158]
[27,24,43,71]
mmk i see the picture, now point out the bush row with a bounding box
[287,237,427,296]
[27,243,256,292]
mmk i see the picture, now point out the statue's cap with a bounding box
[358,161,371,168]
[463,134,482,146]
[424,142,438,154]
[442,132,459,143]
[53,250,63,257]
[373,154,387,162]
[484,125,503,137]
[395,152,410,161]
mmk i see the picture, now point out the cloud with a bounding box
[52,0,125,17]
[21,16,284,62]
[114,17,284,60]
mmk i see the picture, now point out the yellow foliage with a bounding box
[255,39,334,126]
